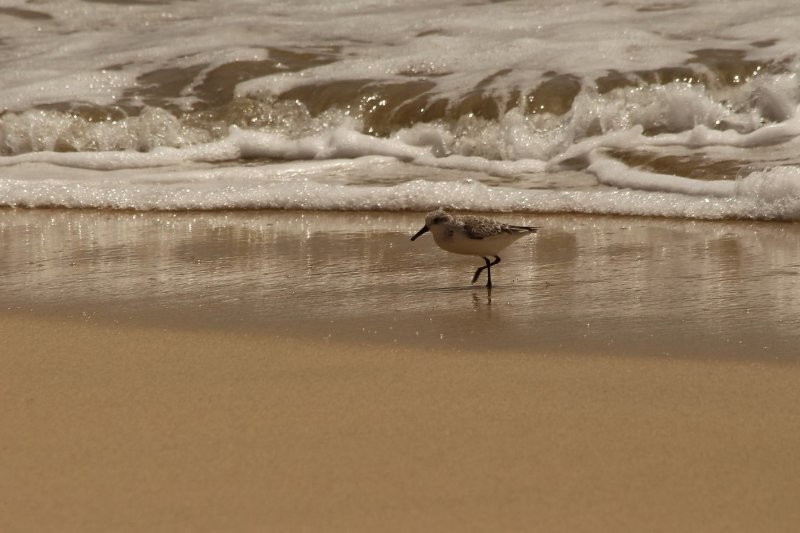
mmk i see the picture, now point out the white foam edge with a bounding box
[0,124,547,177]
[587,151,736,198]
[650,119,800,149]
[0,70,135,114]
[588,151,800,212]
[550,117,800,170]
[0,126,419,169]
[3,159,800,220]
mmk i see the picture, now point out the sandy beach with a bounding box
[3,209,800,532]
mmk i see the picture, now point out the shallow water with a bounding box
[1,0,800,218]
[3,209,800,358]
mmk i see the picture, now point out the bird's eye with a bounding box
[432,216,446,224]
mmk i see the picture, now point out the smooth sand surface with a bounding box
[3,313,800,533]
[3,209,800,531]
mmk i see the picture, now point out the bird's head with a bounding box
[411,209,453,241]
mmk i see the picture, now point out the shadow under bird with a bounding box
[410,209,539,288]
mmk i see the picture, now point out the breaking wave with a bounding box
[1,0,800,219]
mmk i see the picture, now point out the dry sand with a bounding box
[2,209,800,532]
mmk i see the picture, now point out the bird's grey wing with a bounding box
[504,224,539,233]
[460,216,501,239]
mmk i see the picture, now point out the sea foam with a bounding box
[2,0,800,220]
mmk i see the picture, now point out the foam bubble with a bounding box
[735,166,800,218]
[0,107,213,155]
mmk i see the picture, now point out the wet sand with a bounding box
[4,209,800,357]
[3,209,800,531]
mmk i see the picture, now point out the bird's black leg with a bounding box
[485,256,501,288]
[472,257,491,285]
[472,256,502,287]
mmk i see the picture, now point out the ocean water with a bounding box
[1,0,800,219]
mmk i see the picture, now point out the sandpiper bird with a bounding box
[410,209,538,288]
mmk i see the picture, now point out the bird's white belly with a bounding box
[433,230,521,256]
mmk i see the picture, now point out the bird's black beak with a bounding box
[411,225,429,241]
